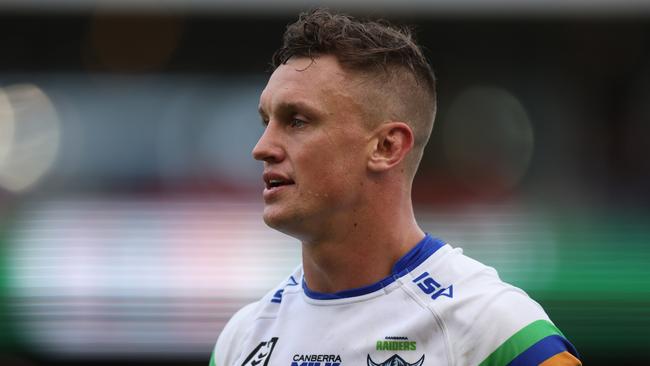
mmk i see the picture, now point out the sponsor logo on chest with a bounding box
[376,336,417,351]
[367,354,425,366]
[290,354,342,366]
[241,337,279,366]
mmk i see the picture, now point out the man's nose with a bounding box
[252,122,285,163]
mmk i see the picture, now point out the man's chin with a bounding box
[262,207,290,229]
[262,207,308,239]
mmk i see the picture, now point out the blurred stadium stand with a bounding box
[1,1,649,365]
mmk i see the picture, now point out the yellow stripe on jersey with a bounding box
[540,351,582,366]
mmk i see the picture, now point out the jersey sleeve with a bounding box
[539,351,582,366]
[454,270,581,366]
[209,302,259,366]
[427,248,581,366]
[477,318,581,366]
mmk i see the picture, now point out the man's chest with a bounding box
[233,300,450,366]
[235,334,448,366]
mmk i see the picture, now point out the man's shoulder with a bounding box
[211,266,303,365]
[411,243,580,365]
[407,243,512,306]
[210,301,259,366]
[414,243,549,327]
[228,265,304,323]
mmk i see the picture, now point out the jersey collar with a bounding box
[302,234,445,300]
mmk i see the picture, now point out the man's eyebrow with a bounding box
[278,100,324,116]
[258,99,325,119]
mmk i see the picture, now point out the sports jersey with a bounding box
[211,234,581,366]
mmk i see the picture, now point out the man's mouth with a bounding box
[263,173,295,190]
[267,179,289,188]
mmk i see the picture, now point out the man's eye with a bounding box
[290,118,306,128]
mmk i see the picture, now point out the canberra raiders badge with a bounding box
[241,337,278,366]
[367,354,425,366]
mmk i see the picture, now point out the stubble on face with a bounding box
[255,56,377,242]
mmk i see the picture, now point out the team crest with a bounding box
[367,354,425,366]
[241,337,278,366]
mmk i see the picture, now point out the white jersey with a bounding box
[211,235,580,366]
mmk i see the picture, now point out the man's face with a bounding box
[253,55,372,240]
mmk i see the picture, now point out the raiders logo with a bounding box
[241,337,279,366]
[367,354,425,366]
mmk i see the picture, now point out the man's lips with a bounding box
[262,172,295,189]
[262,172,295,201]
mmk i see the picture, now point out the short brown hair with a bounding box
[272,8,437,174]
[272,8,435,98]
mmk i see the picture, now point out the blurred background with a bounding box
[1,1,649,365]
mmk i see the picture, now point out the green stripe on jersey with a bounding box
[479,319,564,366]
[209,350,216,366]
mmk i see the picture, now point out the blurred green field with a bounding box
[467,212,650,364]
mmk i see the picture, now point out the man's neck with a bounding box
[300,207,424,294]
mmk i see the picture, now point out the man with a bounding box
[211,8,581,366]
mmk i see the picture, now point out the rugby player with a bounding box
[211,8,581,366]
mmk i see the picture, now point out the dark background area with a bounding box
[2,12,649,204]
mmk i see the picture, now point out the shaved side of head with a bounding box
[347,67,436,179]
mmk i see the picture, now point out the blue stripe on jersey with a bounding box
[507,335,579,366]
[302,234,445,300]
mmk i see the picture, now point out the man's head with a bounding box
[272,8,437,173]
[253,9,436,241]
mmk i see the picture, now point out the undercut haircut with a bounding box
[272,8,435,98]
[271,8,437,176]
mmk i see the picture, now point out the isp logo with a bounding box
[412,272,453,300]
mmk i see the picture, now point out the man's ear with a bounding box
[367,122,414,172]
